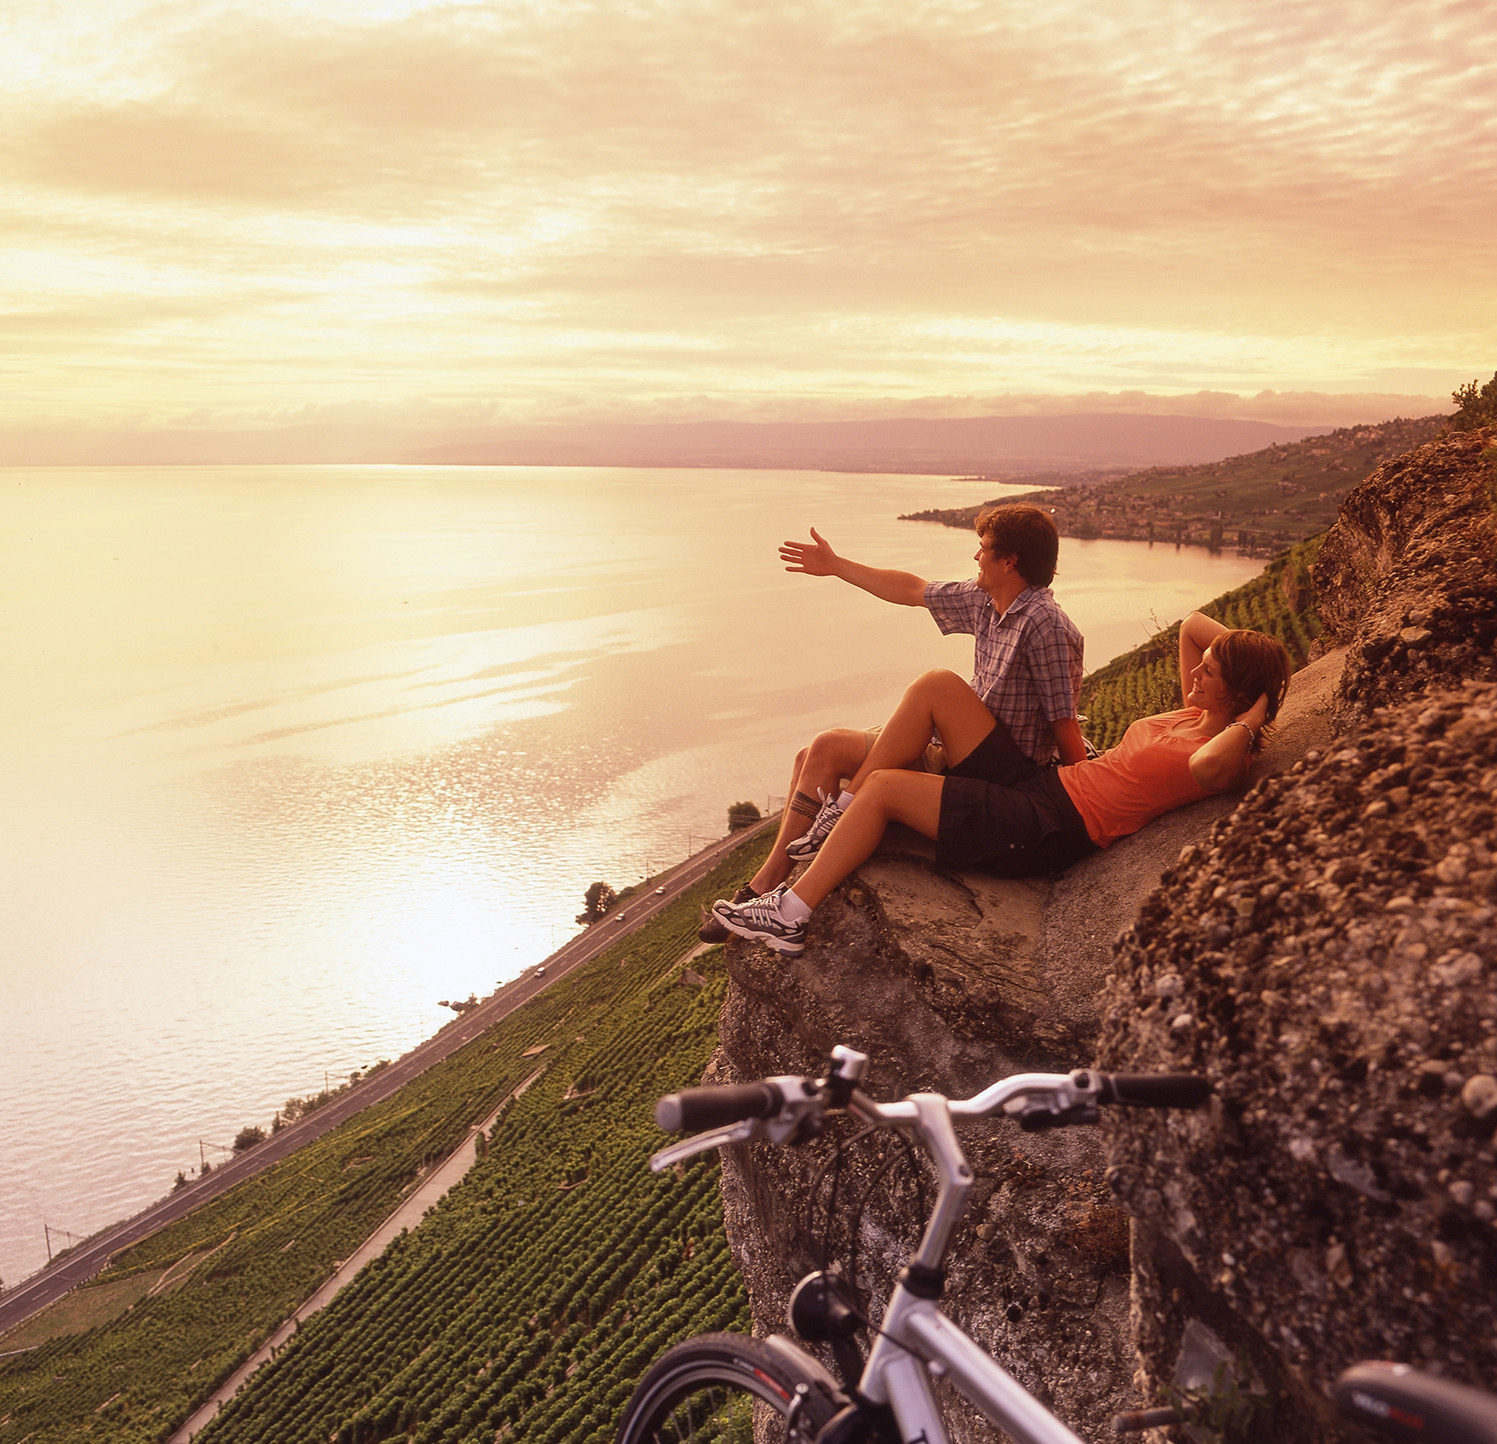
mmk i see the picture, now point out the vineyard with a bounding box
[0,834,769,1444]
[1077,535,1324,751]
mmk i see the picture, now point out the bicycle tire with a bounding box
[617,1331,845,1444]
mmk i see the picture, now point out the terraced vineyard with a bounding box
[0,835,769,1444]
[1078,536,1324,751]
[199,938,746,1444]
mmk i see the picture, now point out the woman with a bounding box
[710,610,1293,955]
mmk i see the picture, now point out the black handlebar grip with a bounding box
[1100,1073,1213,1109]
[1336,1362,1497,1444]
[655,1082,784,1132]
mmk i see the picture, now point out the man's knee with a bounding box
[910,668,967,697]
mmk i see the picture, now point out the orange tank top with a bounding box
[1058,708,1219,847]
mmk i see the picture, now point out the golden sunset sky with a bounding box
[4,0,1494,451]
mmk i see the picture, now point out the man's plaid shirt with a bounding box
[923,580,1083,763]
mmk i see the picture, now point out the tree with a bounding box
[577,880,617,924]
[1450,371,1497,431]
[727,800,762,831]
[233,1124,267,1153]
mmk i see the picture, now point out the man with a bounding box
[701,501,1085,941]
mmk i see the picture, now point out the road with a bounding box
[0,817,772,1340]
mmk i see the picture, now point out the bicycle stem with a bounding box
[903,1094,975,1275]
[845,1087,977,1280]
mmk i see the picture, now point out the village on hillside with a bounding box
[905,415,1443,556]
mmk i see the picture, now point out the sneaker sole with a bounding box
[711,910,805,955]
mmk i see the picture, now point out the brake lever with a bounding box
[650,1120,760,1171]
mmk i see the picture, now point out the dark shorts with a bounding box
[937,727,1097,878]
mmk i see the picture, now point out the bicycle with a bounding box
[616,1044,1212,1444]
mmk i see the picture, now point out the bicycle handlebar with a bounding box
[652,1054,1211,1149]
[655,1081,786,1132]
[1099,1073,1214,1108]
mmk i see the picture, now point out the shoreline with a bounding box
[0,819,775,1340]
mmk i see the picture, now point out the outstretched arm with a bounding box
[780,527,929,608]
[1178,610,1228,697]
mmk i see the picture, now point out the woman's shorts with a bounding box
[937,760,1097,879]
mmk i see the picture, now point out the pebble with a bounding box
[1325,1240,1353,1288]
[1434,952,1483,987]
[1460,1074,1497,1121]
[1436,847,1472,884]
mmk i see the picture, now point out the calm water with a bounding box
[0,465,1257,1283]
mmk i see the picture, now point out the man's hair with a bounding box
[973,503,1060,588]
[1213,629,1294,732]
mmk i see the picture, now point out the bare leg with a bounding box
[847,670,998,791]
[790,769,944,910]
[751,727,870,894]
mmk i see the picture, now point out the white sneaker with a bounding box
[785,791,846,863]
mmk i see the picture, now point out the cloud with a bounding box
[0,0,1492,433]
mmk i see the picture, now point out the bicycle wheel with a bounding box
[617,1332,844,1444]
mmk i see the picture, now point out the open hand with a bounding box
[779,527,838,577]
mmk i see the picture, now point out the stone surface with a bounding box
[1102,427,1497,1440]
[1314,424,1497,725]
[1100,683,1497,1442]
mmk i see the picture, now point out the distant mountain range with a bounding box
[406,414,1328,475]
[4,412,1333,472]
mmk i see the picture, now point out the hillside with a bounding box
[1078,534,1324,750]
[0,837,772,1444]
[0,548,1344,1444]
[903,413,1443,554]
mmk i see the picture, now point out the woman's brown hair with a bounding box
[1212,629,1294,742]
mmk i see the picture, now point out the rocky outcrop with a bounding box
[1101,427,1497,1440]
[1314,425,1497,724]
[712,426,1496,1442]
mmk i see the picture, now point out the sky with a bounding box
[3,0,1494,451]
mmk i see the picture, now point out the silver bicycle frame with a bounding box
[857,1287,1087,1444]
[845,1089,1089,1444]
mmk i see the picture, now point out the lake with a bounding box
[0,464,1258,1284]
